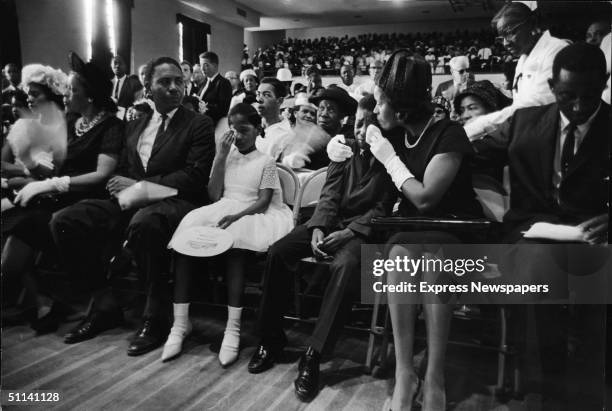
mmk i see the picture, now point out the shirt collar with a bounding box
[207,72,219,82]
[526,30,551,59]
[559,103,601,133]
[115,74,126,81]
[154,107,179,122]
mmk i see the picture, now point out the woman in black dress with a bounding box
[1,52,123,333]
[369,50,482,411]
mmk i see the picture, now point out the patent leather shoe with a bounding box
[127,317,168,356]
[294,346,320,402]
[64,309,123,344]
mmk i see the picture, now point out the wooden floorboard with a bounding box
[1,308,605,411]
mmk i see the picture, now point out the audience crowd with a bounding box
[1,3,610,410]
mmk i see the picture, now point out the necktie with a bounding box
[560,122,577,175]
[156,113,168,141]
[113,78,120,100]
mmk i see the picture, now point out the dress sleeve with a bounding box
[434,122,475,156]
[99,119,124,156]
[259,158,280,190]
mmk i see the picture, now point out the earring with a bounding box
[88,98,93,103]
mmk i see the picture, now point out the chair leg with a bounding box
[365,288,383,373]
[294,273,302,319]
[495,306,508,392]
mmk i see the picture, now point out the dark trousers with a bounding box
[256,224,364,354]
[49,197,195,317]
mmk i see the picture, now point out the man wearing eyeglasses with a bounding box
[464,2,567,141]
[434,55,474,104]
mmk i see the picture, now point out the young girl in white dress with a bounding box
[163,103,294,366]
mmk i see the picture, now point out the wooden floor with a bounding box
[1,306,604,411]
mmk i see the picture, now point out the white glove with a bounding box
[1,178,7,189]
[326,135,353,162]
[365,124,383,146]
[14,180,54,206]
[368,127,415,190]
[32,151,55,171]
[282,152,309,169]
[369,135,397,166]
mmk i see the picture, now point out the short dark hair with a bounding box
[143,57,182,89]
[199,52,219,65]
[552,43,607,82]
[260,77,287,98]
[358,94,376,112]
[228,102,262,128]
[306,66,320,77]
[180,60,192,71]
[491,2,537,30]
[111,55,126,65]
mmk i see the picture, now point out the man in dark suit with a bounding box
[198,51,232,125]
[111,55,143,114]
[475,43,609,410]
[434,56,475,107]
[180,60,199,97]
[248,95,397,402]
[50,57,215,356]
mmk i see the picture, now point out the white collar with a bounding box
[207,73,219,82]
[525,30,552,59]
[559,103,600,133]
[115,74,126,81]
[154,107,179,122]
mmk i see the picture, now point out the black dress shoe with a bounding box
[294,347,320,402]
[127,317,168,356]
[31,303,68,334]
[248,344,283,374]
[64,309,124,344]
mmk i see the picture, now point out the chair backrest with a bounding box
[276,163,300,206]
[293,167,328,225]
[472,173,509,223]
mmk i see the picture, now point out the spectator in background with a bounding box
[432,96,451,122]
[306,66,323,95]
[255,77,292,161]
[600,32,611,104]
[434,56,474,104]
[198,51,233,125]
[464,2,568,140]
[293,92,317,125]
[276,68,293,97]
[354,59,383,97]
[336,64,360,100]
[453,80,512,126]
[477,44,493,69]
[191,64,206,91]
[2,63,22,103]
[180,61,196,96]
[225,70,241,97]
[110,55,142,117]
[230,69,259,110]
[585,20,610,47]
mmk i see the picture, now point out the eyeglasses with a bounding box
[497,19,529,42]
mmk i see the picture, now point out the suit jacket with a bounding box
[475,102,610,235]
[434,78,475,102]
[115,75,143,109]
[306,140,397,238]
[199,74,232,124]
[117,105,216,204]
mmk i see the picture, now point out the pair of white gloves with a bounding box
[327,124,414,190]
[13,176,70,207]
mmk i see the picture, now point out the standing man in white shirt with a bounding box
[464,2,568,140]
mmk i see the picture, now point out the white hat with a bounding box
[239,69,257,82]
[449,56,470,71]
[276,68,292,82]
[293,92,317,110]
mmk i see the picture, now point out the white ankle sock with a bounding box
[161,303,191,361]
[219,306,242,366]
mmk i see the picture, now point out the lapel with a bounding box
[564,105,608,178]
[203,75,217,99]
[532,104,559,194]
[129,112,152,174]
[149,106,186,160]
[119,76,130,103]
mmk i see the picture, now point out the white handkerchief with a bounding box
[523,222,585,242]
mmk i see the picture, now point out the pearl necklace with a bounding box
[75,111,108,137]
[404,115,435,149]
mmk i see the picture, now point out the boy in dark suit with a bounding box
[248,95,397,402]
[50,57,215,356]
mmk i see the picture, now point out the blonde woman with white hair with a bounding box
[228,69,259,110]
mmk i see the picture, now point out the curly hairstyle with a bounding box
[21,64,68,108]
